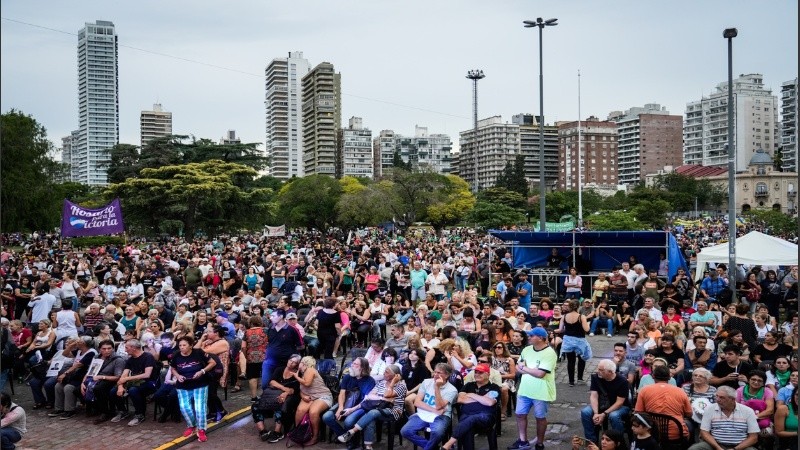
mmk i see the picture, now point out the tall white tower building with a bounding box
[684,73,778,171]
[75,20,118,186]
[780,78,798,172]
[337,117,373,178]
[265,51,310,179]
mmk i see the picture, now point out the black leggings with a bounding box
[207,379,225,415]
[565,351,586,384]
[318,332,337,360]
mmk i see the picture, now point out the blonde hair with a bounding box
[408,335,421,350]
[665,323,682,337]
[438,338,456,353]
[300,355,316,369]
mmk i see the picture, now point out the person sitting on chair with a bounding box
[401,362,458,450]
[440,363,501,450]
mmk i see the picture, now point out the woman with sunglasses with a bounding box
[491,342,516,420]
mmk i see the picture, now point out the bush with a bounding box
[67,236,126,248]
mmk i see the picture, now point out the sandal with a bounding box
[231,385,242,393]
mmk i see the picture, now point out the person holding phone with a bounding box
[570,430,626,450]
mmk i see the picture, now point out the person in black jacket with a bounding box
[262,309,302,389]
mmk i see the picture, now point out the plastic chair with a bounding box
[647,412,689,450]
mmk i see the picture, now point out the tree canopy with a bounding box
[0,110,71,231]
[494,154,528,197]
[275,174,342,230]
[105,160,272,238]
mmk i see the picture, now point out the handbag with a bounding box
[359,398,393,411]
[343,387,362,410]
[258,387,285,411]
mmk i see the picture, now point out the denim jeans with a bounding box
[395,309,413,325]
[401,413,451,450]
[113,380,157,416]
[410,287,426,302]
[356,408,393,444]
[1,428,21,450]
[372,318,386,339]
[0,370,8,395]
[580,405,630,443]
[452,411,493,439]
[590,318,614,335]
[323,404,366,437]
[30,375,57,405]
[261,357,279,389]
[455,275,467,292]
[272,277,285,290]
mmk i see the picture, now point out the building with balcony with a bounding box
[337,117,373,178]
[140,103,172,147]
[684,74,778,171]
[557,117,618,190]
[780,78,798,172]
[265,51,310,179]
[607,104,682,185]
[73,20,118,186]
[373,126,452,177]
[302,62,341,177]
[458,116,520,191]
[220,130,241,145]
[513,114,560,192]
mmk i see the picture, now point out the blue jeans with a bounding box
[590,318,614,335]
[272,277,285,290]
[560,335,593,361]
[410,286,425,302]
[113,380,157,416]
[455,275,467,292]
[580,405,630,443]
[395,310,413,325]
[452,411,493,439]
[401,413,451,450]
[355,408,393,444]
[66,296,79,312]
[30,375,57,405]
[1,428,21,450]
[261,357,279,389]
[323,404,366,437]
[372,318,386,339]
[0,369,8,394]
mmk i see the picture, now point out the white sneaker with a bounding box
[127,414,145,426]
[110,412,125,423]
[607,334,613,337]
[588,333,595,337]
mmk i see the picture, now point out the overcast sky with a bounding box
[1,1,797,154]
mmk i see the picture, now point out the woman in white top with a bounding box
[53,299,81,349]
[59,272,82,312]
[754,313,774,344]
[126,275,144,303]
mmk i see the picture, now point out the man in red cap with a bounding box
[439,363,501,450]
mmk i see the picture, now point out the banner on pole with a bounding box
[534,221,575,232]
[264,225,286,237]
[60,198,125,237]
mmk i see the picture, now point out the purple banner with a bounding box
[60,198,125,237]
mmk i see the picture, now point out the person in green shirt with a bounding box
[509,327,557,450]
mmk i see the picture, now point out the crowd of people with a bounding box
[0,220,796,450]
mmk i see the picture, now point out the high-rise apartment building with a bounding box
[458,116,521,191]
[607,104,683,185]
[780,78,798,172]
[58,131,79,183]
[140,103,172,147]
[558,117,618,190]
[74,20,119,186]
[337,117,373,178]
[302,62,341,177]
[373,126,453,177]
[265,51,311,179]
[684,73,778,171]
[513,114,559,192]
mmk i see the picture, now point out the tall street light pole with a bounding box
[466,70,485,194]
[524,17,557,232]
[724,27,737,283]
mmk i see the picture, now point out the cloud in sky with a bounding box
[1,0,797,152]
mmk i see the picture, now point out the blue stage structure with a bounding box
[489,230,688,283]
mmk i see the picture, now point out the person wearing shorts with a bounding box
[509,327,557,450]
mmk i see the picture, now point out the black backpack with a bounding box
[281,280,298,296]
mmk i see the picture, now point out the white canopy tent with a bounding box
[694,231,799,281]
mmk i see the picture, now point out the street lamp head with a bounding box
[523,18,558,28]
[723,28,738,38]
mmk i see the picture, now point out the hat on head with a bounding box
[0,317,9,325]
[286,312,298,320]
[474,363,491,374]
[215,310,229,319]
[526,327,548,339]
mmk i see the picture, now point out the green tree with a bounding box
[529,190,604,221]
[652,173,724,212]
[426,175,476,229]
[392,150,412,171]
[466,201,525,229]
[0,110,73,231]
[633,199,671,229]
[106,160,272,238]
[495,154,528,196]
[477,187,526,209]
[586,210,647,231]
[387,168,448,223]
[744,209,797,236]
[603,191,629,211]
[336,180,397,228]
[276,174,342,230]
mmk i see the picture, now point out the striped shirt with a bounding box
[699,402,760,446]
[370,379,408,420]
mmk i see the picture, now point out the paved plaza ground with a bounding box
[11,336,617,450]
